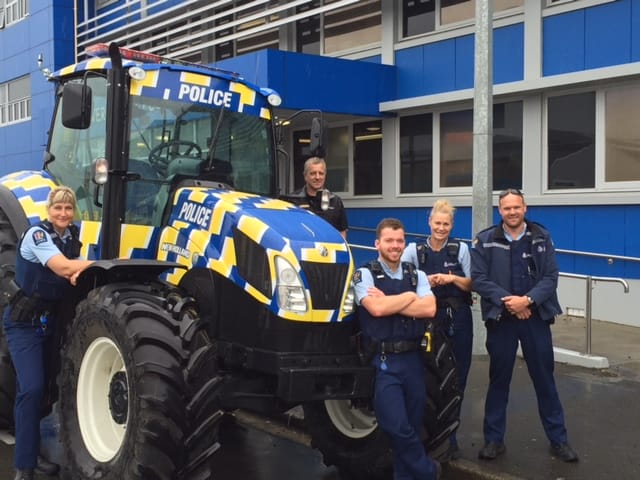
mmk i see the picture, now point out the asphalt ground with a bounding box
[0,317,637,479]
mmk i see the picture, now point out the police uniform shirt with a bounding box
[21,226,72,266]
[401,239,471,277]
[354,258,433,305]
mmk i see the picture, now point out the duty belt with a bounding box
[378,339,421,354]
[8,290,55,325]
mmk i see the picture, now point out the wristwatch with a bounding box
[526,296,535,306]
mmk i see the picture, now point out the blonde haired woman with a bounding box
[4,186,93,480]
[401,199,473,460]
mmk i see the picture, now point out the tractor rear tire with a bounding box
[0,208,17,430]
[304,322,461,479]
[58,283,223,480]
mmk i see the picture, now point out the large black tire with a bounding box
[0,208,18,430]
[304,322,461,479]
[58,283,223,480]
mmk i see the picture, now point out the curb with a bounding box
[234,410,528,480]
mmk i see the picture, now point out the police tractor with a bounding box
[0,43,460,479]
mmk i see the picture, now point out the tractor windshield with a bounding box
[47,70,277,226]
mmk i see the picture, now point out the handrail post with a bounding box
[585,276,593,354]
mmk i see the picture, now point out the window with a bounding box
[0,0,28,28]
[354,121,382,195]
[547,92,595,189]
[0,76,31,126]
[293,126,349,193]
[292,121,381,196]
[400,113,433,193]
[402,0,522,38]
[296,0,381,55]
[439,102,523,189]
[605,86,640,183]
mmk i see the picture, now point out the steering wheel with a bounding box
[148,140,202,175]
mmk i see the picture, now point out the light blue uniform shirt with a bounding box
[20,226,71,266]
[354,258,433,305]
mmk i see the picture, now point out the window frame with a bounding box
[0,75,31,127]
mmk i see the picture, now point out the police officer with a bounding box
[4,187,93,480]
[470,189,578,463]
[402,199,472,460]
[293,154,348,239]
[354,218,441,480]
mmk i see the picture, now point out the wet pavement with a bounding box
[0,317,638,479]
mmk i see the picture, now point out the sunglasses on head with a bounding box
[498,188,523,199]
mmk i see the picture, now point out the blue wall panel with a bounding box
[632,0,640,60]
[215,50,396,116]
[396,23,523,100]
[494,23,524,84]
[454,35,474,90]
[585,0,631,69]
[396,45,428,98]
[543,10,585,76]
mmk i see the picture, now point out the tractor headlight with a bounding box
[342,284,356,314]
[274,256,307,313]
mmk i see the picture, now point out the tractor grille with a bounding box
[300,261,349,310]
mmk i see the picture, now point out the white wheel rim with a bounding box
[324,399,378,439]
[77,336,128,462]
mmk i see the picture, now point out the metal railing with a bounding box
[347,226,635,356]
[559,273,629,354]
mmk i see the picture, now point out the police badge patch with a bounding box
[352,270,362,284]
[32,229,48,246]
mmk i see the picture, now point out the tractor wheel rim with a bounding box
[77,336,128,462]
[324,399,378,439]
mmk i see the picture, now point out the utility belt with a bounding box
[7,289,55,326]
[378,339,422,354]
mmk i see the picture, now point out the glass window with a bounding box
[354,121,382,195]
[326,126,349,192]
[402,0,522,38]
[296,1,321,54]
[440,110,473,187]
[324,0,381,54]
[547,92,595,189]
[0,76,31,126]
[440,102,522,189]
[493,101,523,190]
[605,86,640,183]
[400,113,433,193]
[3,0,29,27]
[292,126,348,193]
[403,0,435,37]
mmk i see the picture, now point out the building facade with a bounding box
[1,0,638,324]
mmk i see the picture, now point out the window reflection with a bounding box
[354,121,382,195]
[605,86,640,182]
[547,92,595,189]
[400,113,433,193]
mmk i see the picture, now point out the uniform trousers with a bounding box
[4,312,54,470]
[372,350,439,480]
[483,314,568,445]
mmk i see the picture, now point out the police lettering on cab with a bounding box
[178,202,212,229]
[178,84,232,107]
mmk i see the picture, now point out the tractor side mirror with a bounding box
[62,82,92,130]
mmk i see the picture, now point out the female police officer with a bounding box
[402,199,473,460]
[4,186,93,480]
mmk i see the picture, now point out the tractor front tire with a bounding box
[59,283,223,480]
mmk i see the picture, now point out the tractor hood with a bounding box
[158,186,354,322]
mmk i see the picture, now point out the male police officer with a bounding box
[354,218,441,480]
[471,189,578,463]
[293,155,348,239]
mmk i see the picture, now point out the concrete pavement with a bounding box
[445,316,640,480]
